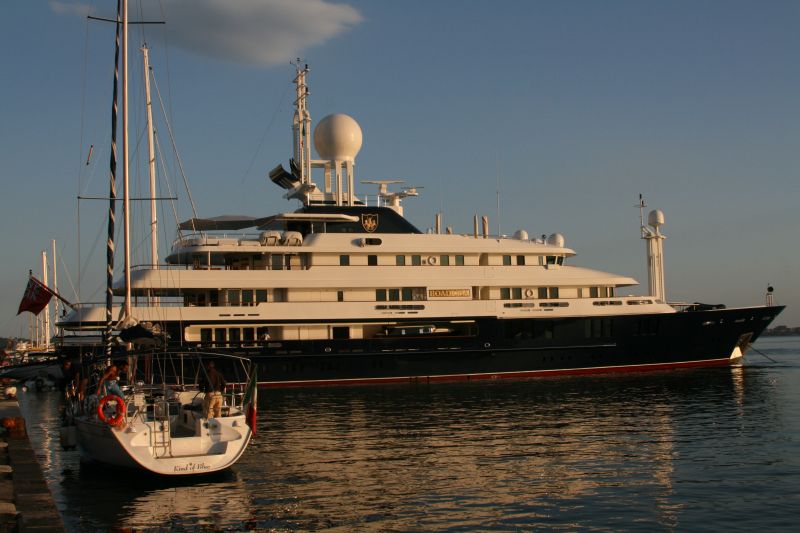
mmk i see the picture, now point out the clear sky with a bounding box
[1,0,798,339]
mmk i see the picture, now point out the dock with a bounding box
[0,390,64,532]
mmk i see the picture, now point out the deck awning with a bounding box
[178,215,273,231]
[178,213,359,231]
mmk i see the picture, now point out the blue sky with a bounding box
[1,0,798,338]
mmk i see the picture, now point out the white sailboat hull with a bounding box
[76,403,252,475]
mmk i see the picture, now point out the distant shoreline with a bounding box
[762,326,800,337]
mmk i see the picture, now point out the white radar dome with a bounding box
[314,113,363,161]
[547,233,565,248]
[513,229,529,241]
[648,209,665,228]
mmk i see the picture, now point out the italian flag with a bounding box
[243,367,258,436]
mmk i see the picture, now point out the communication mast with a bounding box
[638,195,667,302]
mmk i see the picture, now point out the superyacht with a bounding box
[59,64,783,386]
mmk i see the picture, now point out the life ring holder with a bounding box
[428,256,438,265]
[524,288,534,298]
[97,394,126,427]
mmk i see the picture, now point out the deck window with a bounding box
[337,290,344,302]
[402,288,413,301]
[376,289,387,301]
[255,289,268,303]
[368,255,378,266]
[389,289,401,301]
[241,290,254,306]
[339,255,350,266]
[538,287,548,299]
[455,255,465,266]
[503,255,512,266]
[517,255,525,265]
[396,255,406,266]
[332,326,350,340]
[200,328,212,343]
[412,255,422,266]
[512,287,523,299]
[500,288,511,300]
[440,255,450,266]
[228,290,240,306]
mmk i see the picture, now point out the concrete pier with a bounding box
[0,394,64,532]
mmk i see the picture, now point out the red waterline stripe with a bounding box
[257,358,732,388]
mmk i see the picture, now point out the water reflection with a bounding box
[60,467,253,531]
[19,346,800,531]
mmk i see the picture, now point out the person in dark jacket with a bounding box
[202,361,226,418]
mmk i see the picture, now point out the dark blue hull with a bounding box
[230,306,783,387]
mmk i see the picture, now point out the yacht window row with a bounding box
[182,285,619,307]
[185,252,566,270]
[497,286,615,300]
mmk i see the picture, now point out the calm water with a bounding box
[19,337,800,531]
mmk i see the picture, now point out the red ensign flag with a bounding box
[17,276,54,316]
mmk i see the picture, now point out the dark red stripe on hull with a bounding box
[258,357,733,388]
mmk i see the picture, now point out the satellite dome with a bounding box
[314,114,363,161]
[546,233,565,248]
[513,229,529,241]
[648,209,665,228]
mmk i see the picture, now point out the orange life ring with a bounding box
[97,394,126,427]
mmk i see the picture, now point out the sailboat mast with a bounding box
[142,45,158,270]
[105,0,122,355]
[42,251,50,350]
[52,239,59,335]
[122,0,132,321]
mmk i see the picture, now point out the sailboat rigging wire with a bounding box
[79,144,106,196]
[154,133,183,238]
[77,13,91,306]
[240,80,292,185]
[58,249,80,305]
[77,18,90,181]
[78,196,177,201]
[87,15,164,24]
[151,73,198,224]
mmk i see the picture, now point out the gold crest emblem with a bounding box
[361,213,379,232]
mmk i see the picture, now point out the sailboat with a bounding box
[66,352,256,475]
[62,0,255,475]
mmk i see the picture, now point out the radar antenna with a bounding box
[361,180,420,216]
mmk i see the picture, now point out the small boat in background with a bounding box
[0,352,62,385]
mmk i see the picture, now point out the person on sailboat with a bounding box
[202,361,227,419]
[96,360,129,398]
[59,359,79,393]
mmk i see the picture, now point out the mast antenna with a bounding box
[636,193,647,237]
[291,58,311,187]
